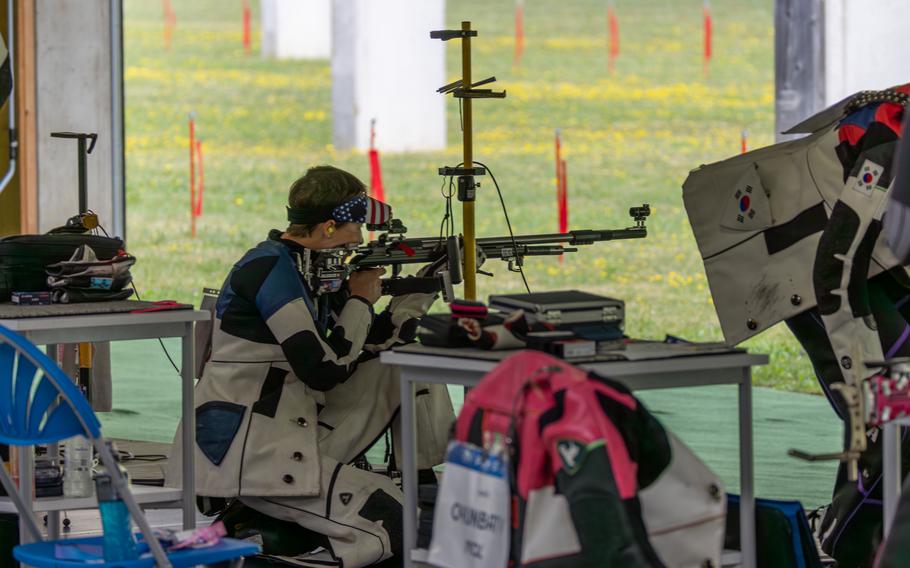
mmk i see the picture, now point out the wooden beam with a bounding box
[16,0,36,234]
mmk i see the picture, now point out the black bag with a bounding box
[0,234,123,301]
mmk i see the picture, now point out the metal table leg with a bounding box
[739,367,756,568]
[45,344,60,540]
[181,323,196,530]
[400,369,418,568]
[17,445,34,545]
[883,422,901,536]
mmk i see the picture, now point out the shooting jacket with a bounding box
[683,87,909,349]
[168,230,436,498]
[685,87,910,566]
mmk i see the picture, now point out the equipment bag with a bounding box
[0,234,123,301]
[725,495,822,568]
[453,350,726,568]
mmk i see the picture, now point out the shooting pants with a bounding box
[241,359,454,567]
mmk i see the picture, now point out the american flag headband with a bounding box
[286,195,393,230]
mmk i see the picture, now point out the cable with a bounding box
[473,161,532,294]
[130,280,182,375]
[437,174,456,243]
[90,211,111,237]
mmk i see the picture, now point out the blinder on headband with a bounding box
[287,195,393,230]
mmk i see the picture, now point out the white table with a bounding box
[883,417,910,537]
[382,344,769,568]
[0,308,209,544]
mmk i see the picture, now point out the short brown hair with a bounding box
[286,165,366,237]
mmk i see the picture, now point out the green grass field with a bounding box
[123,0,819,392]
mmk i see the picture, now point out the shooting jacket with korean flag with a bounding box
[683,87,909,348]
[168,230,436,498]
[684,86,910,567]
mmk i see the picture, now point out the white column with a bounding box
[824,0,910,105]
[35,1,123,236]
[331,0,446,152]
[261,0,331,60]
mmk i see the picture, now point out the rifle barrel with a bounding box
[476,227,646,247]
[350,226,646,268]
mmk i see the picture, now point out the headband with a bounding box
[287,195,393,229]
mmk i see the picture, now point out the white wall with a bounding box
[332,0,446,152]
[35,1,123,237]
[824,0,910,105]
[261,0,331,59]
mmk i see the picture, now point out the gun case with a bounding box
[488,290,625,330]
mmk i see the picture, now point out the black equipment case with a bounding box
[0,234,123,302]
[488,290,625,329]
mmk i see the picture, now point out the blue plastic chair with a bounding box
[0,325,260,567]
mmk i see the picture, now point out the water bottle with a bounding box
[63,436,93,498]
[63,347,94,498]
[94,445,138,561]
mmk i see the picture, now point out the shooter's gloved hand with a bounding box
[348,267,385,304]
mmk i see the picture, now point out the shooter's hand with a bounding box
[348,268,386,304]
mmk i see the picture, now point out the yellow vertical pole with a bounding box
[461,21,477,300]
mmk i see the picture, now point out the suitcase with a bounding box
[0,234,124,301]
[488,290,625,330]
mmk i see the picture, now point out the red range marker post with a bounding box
[555,129,563,227]
[163,0,176,50]
[559,159,569,234]
[368,119,385,240]
[741,129,748,154]
[513,0,525,70]
[555,129,563,260]
[242,0,252,55]
[189,113,196,238]
[703,0,713,77]
[368,119,385,203]
[607,1,620,74]
[194,139,205,218]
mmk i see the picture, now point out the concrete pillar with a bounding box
[331,0,446,152]
[824,0,910,105]
[261,0,331,59]
[35,0,124,238]
[775,0,910,139]
[774,0,824,140]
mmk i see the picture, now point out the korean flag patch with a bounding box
[720,164,772,231]
[852,159,885,198]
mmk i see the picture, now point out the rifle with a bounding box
[303,205,650,302]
